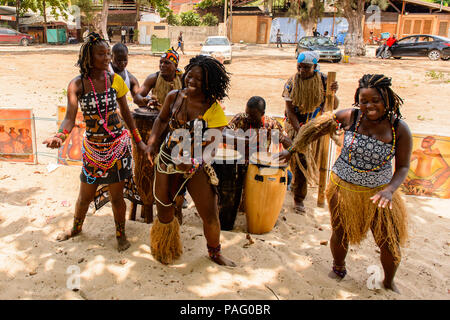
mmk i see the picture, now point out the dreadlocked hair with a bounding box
[353,74,404,119]
[182,55,230,104]
[76,32,109,78]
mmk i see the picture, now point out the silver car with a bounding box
[200,36,232,63]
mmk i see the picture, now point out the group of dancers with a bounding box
[43,32,412,292]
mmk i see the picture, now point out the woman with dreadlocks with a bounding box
[277,74,412,292]
[145,55,236,267]
[43,33,147,252]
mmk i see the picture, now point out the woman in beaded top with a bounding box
[43,33,147,252]
[278,74,412,292]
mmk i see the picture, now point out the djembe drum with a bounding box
[244,152,288,234]
[130,107,159,223]
[212,148,247,231]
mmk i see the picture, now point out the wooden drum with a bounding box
[130,107,159,223]
[212,148,246,231]
[244,152,287,234]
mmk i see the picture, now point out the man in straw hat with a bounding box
[282,51,339,213]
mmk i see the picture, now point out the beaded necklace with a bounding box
[348,112,396,173]
[87,71,116,138]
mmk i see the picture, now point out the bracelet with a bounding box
[287,145,295,154]
[187,158,202,174]
[333,114,341,130]
[132,128,142,143]
[54,131,69,142]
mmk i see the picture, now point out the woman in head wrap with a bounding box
[282,51,339,213]
[134,48,183,110]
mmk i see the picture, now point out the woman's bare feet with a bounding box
[56,229,81,242]
[211,254,236,267]
[117,236,131,252]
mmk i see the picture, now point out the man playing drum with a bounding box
[283,51,339,213]
[228,96,291,154]
[133,48,183,110]
[220,96,291,230]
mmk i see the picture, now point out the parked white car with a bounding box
[200,36,232,63]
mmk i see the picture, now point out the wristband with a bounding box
[132,128,142,143]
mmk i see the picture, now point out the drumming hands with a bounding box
[43,136,63,149]
[144,95,161,109]
[273,149,291,164]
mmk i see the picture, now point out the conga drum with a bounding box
[212,148,247,231]
[130,107,159,223]
[244,152,287,234]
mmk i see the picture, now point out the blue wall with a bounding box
[269,17,348,43]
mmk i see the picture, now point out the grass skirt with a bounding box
[326,173,408,262]
[150,217,183,264]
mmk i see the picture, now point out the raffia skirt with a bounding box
[326,172,408,262]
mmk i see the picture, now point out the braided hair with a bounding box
[76,32,109,78]
[182,55,230,104]
[354,74,404,119]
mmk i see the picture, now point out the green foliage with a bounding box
[201,13,218,26]
[71,0,95,25]
[196,0,223,10]
[287,0,325,23]
[0,0,70,21]
[179,10,201,26]
[140,0,172,18]
[167,12,180,26]
[427,0,449,6]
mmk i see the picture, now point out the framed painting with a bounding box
[0,108,36,163]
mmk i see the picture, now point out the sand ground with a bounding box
[0,43,449,300]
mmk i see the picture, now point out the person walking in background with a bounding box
[313,27,320,37]
[276,29,283,48]
[176,31,185,54]
[121,27,127,44]
[129,27,134,44]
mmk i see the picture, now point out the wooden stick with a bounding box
[317,71,336,207]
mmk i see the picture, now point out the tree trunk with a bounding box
[43,0,48,43]
[136,0,141,28]
[98,0,109,40]
[342,0,366,56]
[300,19,315,36]
[344,12,366,56]
[15,0,20,31]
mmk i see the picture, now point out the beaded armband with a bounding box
[187,158,202,174]
[132,128,142,144]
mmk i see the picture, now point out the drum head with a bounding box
[213,148,243,162]
[249,152,288,168]
[132,107,159,119]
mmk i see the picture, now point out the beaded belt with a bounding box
[82,130,131,183]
